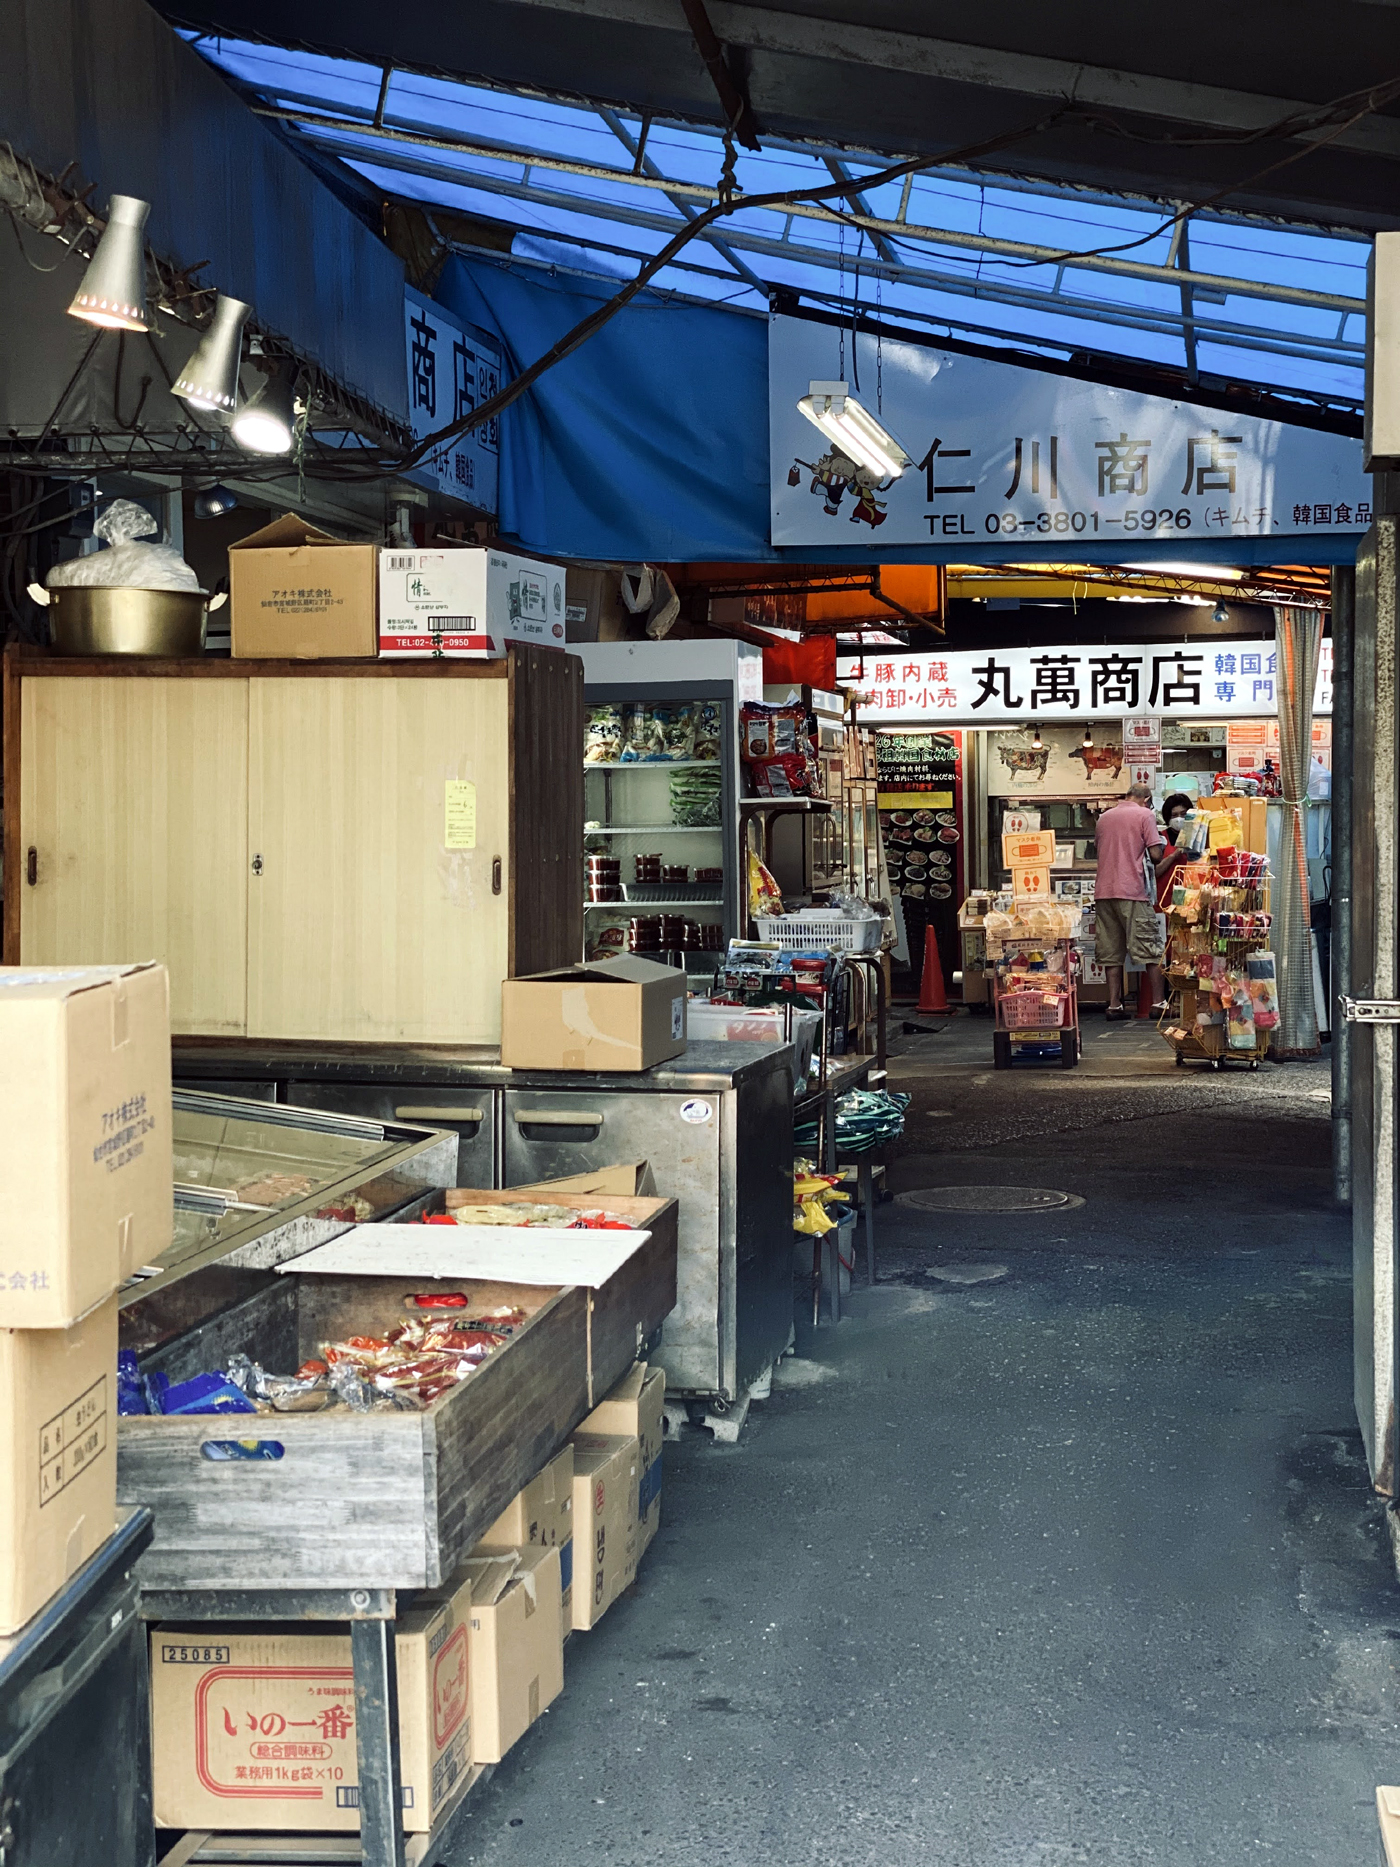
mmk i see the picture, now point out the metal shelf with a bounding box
[585,897,724,909]
[584,760,721,770]
[584,824,723,834]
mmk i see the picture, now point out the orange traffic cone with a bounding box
[1135,968,1154,1019]
[918,927,950,1014]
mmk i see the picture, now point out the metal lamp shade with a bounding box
[173,295,251,412]
[68,194,151,331]
[230,367,297,454]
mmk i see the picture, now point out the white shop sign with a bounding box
[837,638,1334,723]
[770,314,1368,548]
[403,286,500,514]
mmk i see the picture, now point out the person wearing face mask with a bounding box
[1160,793,1193,847]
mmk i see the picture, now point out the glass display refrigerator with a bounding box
[576,641,761,977]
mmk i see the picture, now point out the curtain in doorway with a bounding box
[1273,605,1321,1058]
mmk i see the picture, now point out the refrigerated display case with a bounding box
[578,641,758,975]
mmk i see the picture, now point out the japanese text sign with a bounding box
[403,287,500,515]
[838,638,1333,723]
[771,315,1367,547]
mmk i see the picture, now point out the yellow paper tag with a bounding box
[445,780,477,849]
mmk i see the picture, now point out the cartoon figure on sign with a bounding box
[787,449,858,515]
[848,466,889,528]
[1069,742,1124,779]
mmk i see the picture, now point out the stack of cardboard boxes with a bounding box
[227,518,568,661]
[150,1360,667,1836]
[0,963,172,1636]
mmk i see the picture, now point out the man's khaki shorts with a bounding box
[1095,897,1164,967]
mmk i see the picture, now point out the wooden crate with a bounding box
[116,1196,677,1590]
[2,646,582,1042]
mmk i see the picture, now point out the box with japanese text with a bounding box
[0,963,171,1328]
[230,514,378,659]
[150,1575,476,1832]
[463,1544,564,1764]
[475,1444,573,1613]
[570,1430,639,1631]
[581,1362,664,1562]
[0,1296,117,1634]
[378,546,566,658]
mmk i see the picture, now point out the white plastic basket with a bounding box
[754,913,883,952]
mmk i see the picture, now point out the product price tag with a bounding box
[445,780,477,849]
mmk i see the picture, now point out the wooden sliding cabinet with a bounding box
[2,647,583,1042]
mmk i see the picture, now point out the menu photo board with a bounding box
[876,729,963,977]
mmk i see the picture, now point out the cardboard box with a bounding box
[463,1544,564,1764]
[378,546,567,658]
[0,963,171,1328]
[508,1163,658,1198]
[570,1431,639,1631]
[1009,863,1051,903]
[230,514,378,659]
[1002,829,1057,867]
[150,1578,475,1833]
[475,1444,574,1614]
[501,957,687,1072]
[582,1363,664,1561]
[0,1296,117,1634]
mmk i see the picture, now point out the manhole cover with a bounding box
[895,1186,1082,1213]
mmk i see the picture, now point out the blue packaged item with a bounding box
[116,1350,148,1416]
[159,1371,257,1416]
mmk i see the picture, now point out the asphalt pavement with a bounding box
[444,1013,1394,1867]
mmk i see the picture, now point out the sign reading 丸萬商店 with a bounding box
[835,639,1334,723]
[770,314,1368,548]
[403,286,500,515]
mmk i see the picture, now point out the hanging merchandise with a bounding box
[747,849,785,919]
[1159,827,1274,1070]
[792,1163,851,1234]
[740,701,819,797]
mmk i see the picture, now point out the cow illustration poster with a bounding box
[987,726,1130,798]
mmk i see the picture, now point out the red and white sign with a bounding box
[1123,713,1161,763]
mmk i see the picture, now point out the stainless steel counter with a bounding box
[173,1038,797,1400]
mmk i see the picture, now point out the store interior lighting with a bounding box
[1213,603,1230,622]
[173,295,251,412]
[230,361,298,455]
[67,194,151,331]
[797,380,911,479]
[1082,723,1093,747]
[1031,722,1043,750]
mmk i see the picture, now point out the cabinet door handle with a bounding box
[511,1109,604,1126]
[26,846,37,886]
[492,856,502,895]
[251,853,264,876]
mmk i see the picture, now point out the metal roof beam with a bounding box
[595,103,767,293]
[464,0,1400,161]
[300,128,1364,368]
[255,103,1367,315]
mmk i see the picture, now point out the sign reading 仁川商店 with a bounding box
[836,639,1334,723]
[403,286,500,515]
[770,314,1367,548]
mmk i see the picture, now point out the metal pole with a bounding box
[1332,563,1355,1205]
[351,1617,407,1867]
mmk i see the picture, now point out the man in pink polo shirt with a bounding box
[1093,784,1189,1019]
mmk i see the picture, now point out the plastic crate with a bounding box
[754,914,882,952]
[1000,990,1066,1029]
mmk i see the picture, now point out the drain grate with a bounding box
[895,1185,1082,1213]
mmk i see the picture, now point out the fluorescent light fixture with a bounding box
[230,363,297,455]
[174,295,251,412]
[797,380,910,479]
[1123,562,1246,580]
[68,194,151,330]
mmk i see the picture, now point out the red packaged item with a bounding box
[403,1289,470,1306]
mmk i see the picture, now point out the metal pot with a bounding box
[27,583,226,656]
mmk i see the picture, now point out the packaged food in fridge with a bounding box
[584,705,624,763]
